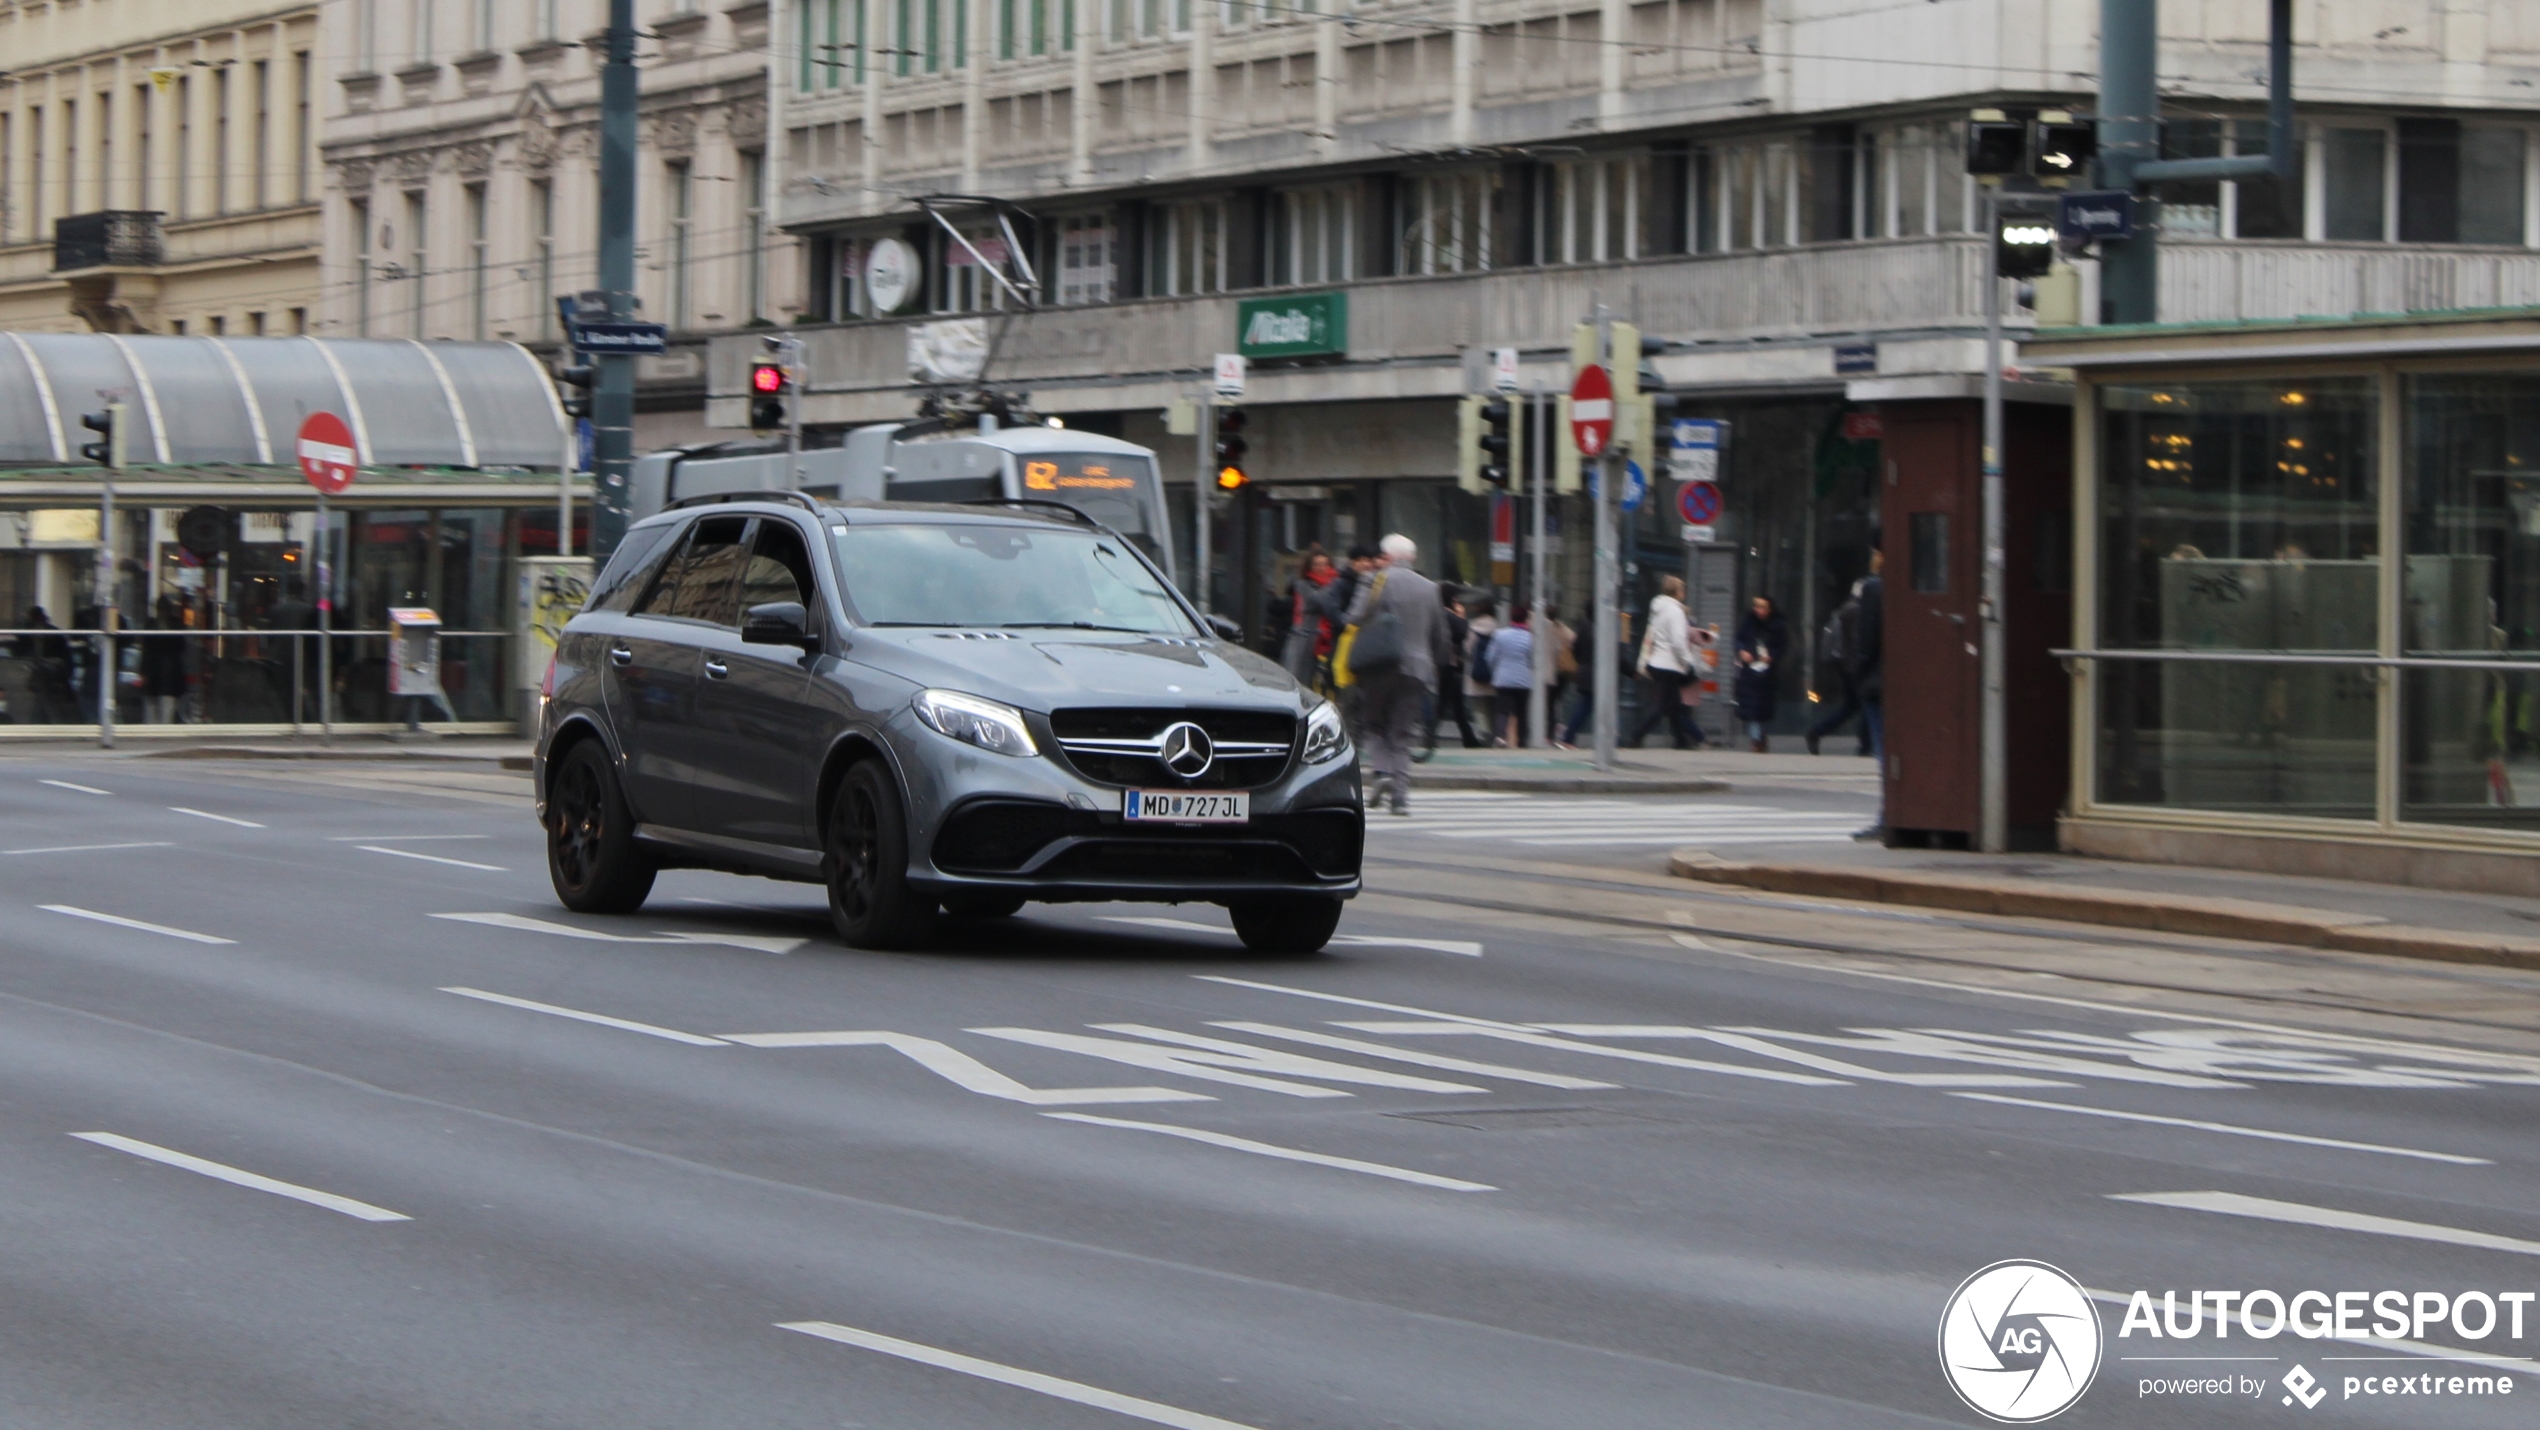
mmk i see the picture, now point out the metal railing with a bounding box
[52,210,165,271]
[0,628,516,738]
[2054,648,2540,674]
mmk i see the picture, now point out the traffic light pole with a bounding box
[1980,189,2008,853]
[1527,383,1549,750]
[1193,398,1213,618]
[1591,318,1618,773]
[590,0,639,561]
[95,403,121,750]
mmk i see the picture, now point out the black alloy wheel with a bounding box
[825,761,936,949]
[1227,896,1344,955]
[546,740,657,913]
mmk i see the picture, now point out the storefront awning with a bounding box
[0,334,567,470]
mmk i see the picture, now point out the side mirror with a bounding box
[742,600,812,647]
[1204,614,1242,643]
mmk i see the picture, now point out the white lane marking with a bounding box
[1192,975,1536,1031]
[1043,1113,1497,1192]
[41,904,235,945]
[70,1132,410,1222]
[362,845,508,872]
[974,1026,1481,1098]
[38,779,110,795]
[2080,1289,2540,1380]
[431,910,804,956]
[326,834,489,842]
[1526,1025,2068,1088]
[778,1321,1273,1430]
[168,806,265,828]
[1208,1023,1620,1090]
[2113,1190,2540,1256]
[1097,917,1481,957]
[1330,1022,1848,1087]
[438,986,728,1045]
[1957,1093,2492,1164]
[721,1031,1209,1106]
[6,841,174,855]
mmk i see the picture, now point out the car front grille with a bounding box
[931,800,1360,881]
[1048,707,1296,790]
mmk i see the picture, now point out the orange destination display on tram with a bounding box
[1023,457,1139,492]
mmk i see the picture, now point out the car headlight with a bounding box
[1301,699,1349,765]
[912,689,1038,757]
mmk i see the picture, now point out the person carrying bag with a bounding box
[1342,571,1399,678]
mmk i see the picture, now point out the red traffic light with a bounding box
[750,361,787,394]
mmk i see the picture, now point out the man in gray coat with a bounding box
[1343,533,1455,815]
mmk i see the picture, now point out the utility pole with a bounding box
[1591,313,1617,774]
[94,402,122,750]
[1979,188,2007,852]
[1193,398,1214,618]
[590,0,640,561]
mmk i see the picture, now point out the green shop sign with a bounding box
[1236,292,1347,359]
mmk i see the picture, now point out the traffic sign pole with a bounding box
[1980,185,2007,853]
[1591,316,1618,774]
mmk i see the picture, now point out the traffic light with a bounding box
[1611,323,1673,452]
[1478,397,1514,489]
[2033,110,2097,183]
[1965,109,2029,177]
[748,359,790,431]
[1213,406,1249,490]
[555,363,596,419]
[78,404,126,469]
[1996,213,2058,279]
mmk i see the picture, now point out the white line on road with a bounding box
[1192,976,1536,1031]
[1207,1022,1620,1089]
[778,1321,1271,1430]
[38,779,110,795]
[1957,1093,2491,1165]
[432,911,804,955]
[70,1132,410,1222]
[720,1030,1209,1105]
[168,807,265,828]
[6,841,173,855]
[360,845,508,872]
[40,904,234,944]
[1043,1112,1497,1191]
[2112,1190,2540,1256]
[327,834,490,842]
[439,986,728,1045]
[1101,917,1481,957]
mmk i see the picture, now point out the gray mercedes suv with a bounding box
[532,493,1362,953]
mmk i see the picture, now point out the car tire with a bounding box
[1228,896,1344,955]
[941,892,1027,920]
[546,740,657,914]
[825,761,936,949]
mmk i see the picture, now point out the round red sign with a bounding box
[297,411,357,495]
[1570,364,1614,456]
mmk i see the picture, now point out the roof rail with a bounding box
[662,489,827,513]
[956,497,1096,526]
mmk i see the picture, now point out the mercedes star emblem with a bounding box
[1158,721,1215,779]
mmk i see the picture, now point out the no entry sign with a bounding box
[1570,364,1614,456]
[297,411,357,495]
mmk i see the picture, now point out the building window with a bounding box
[27,109,41,234]
[1147,200,1224,296]
[473,0,496,51]
[2229,120,2304,240]
[1407,170,1498,274]
[249,311,267,335]
[1,113,12,242]
[97,90,113,210]
[2392,121,2529,246]
[289,306,307,334]
[827,237,863,319]
[539,0,560,41]
[253,61,271,210]
[465,182,488,339]
[1537,159,1645,264]
[405,189,428,338]
[296,54,313,204]
[2322,126,2387,242]
[414,0,436,64]
[742,151,767,323]
[808,0,870,87]
[935,224,1016,312]
[1054,212,1114,304]
[1269,185,1352,286]
[134,85,153,210]
[62,99,76,217]
[352,197,372,335]
[358,0,379,70]
[530,178,555,339]
[667,161,694,329]
[173,79,189,217]
[214,70,230,213]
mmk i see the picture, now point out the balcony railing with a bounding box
[53,211,165,272]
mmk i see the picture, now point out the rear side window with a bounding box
[586,522,679,613]
[634,516,751,627]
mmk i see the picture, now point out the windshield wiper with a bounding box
[1001,621,1157,634]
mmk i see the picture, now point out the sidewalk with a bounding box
[1670,838,2540,972]
[0,735,534,767]
[1404,744,1872,793]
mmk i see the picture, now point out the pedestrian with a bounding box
[1805,576,1873,756]
[1430,586,1482,750]
[1342,534,1455,816]
[1483,602,1535,748]
[1851,549,1887,839]
[1325,544,1379,716]
[144,595,188,724]
[1463,596,1500,742]
[1552,613,1598,748]
[1278,548,1338,686]
[1628,575,1704,749]
[1732,593,1790,752]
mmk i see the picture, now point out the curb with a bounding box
[135,744,527,764]
[1410,774,1730,794]
[1667,851,2540,973]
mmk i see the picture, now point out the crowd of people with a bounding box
[1272,537,1887,815]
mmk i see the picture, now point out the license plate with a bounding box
[1124,789,1250,823]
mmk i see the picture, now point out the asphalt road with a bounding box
[3,754,2538,1429]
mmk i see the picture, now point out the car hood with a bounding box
[846,628,1309,714]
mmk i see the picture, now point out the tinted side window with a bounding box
[740,518,816,613]
[588,522,678,612]
[666,516,751,627]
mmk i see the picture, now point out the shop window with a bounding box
[1908,513,1948,593]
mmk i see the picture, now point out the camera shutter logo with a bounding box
[1159,722,1215,779]
[1938,1260,2102,1422]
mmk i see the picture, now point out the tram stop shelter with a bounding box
[2023,307,2540,896]
[0,334,585,734]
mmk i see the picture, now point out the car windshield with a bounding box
[835,523,1198,635]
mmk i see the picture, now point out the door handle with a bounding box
[608,645,633,667]
[703,658,729,680]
